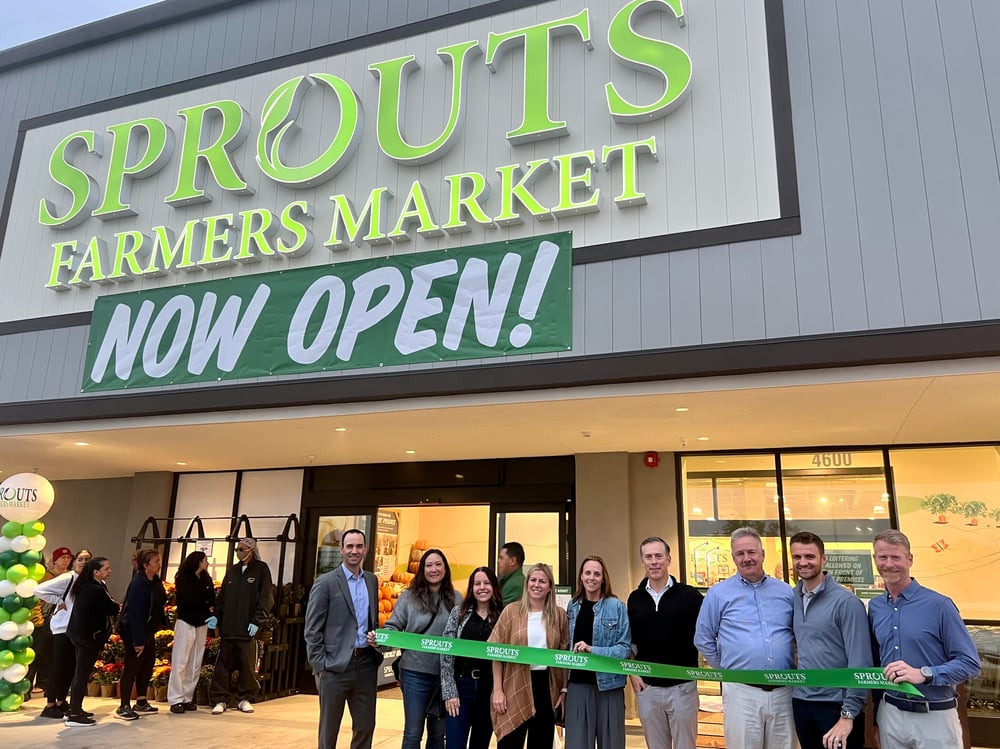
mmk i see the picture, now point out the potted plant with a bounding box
[151,659,172,702]
[102,633,124,663]
[254,613,279,645]
[96,661,121,698]
[922,493,959,524]
[196,665,214,705]
[203,635,221,666]
[281,582,306,616]
[88,660,104,697]
[154,628,175,659]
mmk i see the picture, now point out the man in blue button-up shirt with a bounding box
[869,529,980,749]
[694,527,795,749]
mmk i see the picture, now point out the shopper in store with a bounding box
[115,548,168,720]
[564,555,631,749]
[168,550,217,715]
[306,528,381,749]
[489,562,569,749]
[869,530,980,749]
[694,527,795,749]
[210,537,275,715]
[441,566,505,749]
[34,547,92,719]
[65,556,119,727]
[378,548,462,749]
[789,532,871,749]
[497,542,526,606]
[626,537,703,749]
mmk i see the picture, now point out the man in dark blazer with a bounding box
[304,528,381,749]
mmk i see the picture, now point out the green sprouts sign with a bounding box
[82,233,572,391]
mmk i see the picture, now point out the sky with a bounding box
[0,0,161,51]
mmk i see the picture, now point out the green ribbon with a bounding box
[375,629,921,696]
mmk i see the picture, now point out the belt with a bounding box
[747,683,779,692]
[457,668,484,680]
[352,647,369,657]
[883,693,957,713]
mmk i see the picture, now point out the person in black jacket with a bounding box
[210,537,274,715]
[626,537,703,749]
[115,548,168,721]
[167,550,217,714]
[65,556,119,727]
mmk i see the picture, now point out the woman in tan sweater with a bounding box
[489,562,568,749]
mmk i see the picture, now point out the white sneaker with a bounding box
[211,703,226,715]
[237,699,254,713]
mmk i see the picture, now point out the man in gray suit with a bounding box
[304,528,381,749]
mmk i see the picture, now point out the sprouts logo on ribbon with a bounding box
[485,645,521,662]
[763,672,808,685]
[421,638,454,653]
[554,653,590,667]
[82,232,572,391]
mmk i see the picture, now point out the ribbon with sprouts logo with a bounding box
[374,630,921,695]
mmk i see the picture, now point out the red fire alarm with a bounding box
[644,451,659,468]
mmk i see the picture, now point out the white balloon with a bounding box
[9,536,30,553]
[27,534,46,552]
[3,663,28,683]
[0,473,55,523]
[0,537,10,553]
[0,621,18,641]
[14,579,35,597]
[16,620,34,637]
[0,581,14,597]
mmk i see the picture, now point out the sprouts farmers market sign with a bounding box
[0,0,785,329]
[83,233,571,391]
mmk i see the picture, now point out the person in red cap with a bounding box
[49,547,75,575]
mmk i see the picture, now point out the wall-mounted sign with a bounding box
[824,551,876,587]
[0,0,790,325]
[82,232,572,391]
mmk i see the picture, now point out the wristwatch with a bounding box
[840,708,856,721]
[920,666,934,684]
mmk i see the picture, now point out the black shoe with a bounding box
[40,705,64,719]
[115,705,140,721]
[183,701,197,711]
[133,701,159,714]
[65,713,96,727]
[80,709,94,718]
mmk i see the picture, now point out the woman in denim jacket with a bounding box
[565,556,632,749]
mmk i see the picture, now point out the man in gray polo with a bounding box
[789,531,871,749]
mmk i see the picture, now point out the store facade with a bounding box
[0,0,998,743]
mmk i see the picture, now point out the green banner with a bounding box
[82,233,573,391]
[376,629,920,696]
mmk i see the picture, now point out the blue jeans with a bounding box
[399,668,445,749]
[445,674,493,749]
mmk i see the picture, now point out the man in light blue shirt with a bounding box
[869,529,980,749]
[694,527,795,749]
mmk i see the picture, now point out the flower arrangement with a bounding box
[95,661,122,685]
[281,582,305,604]
[154,629,175,658]
[102,633,124,662]
[151,659,171,688]
[197,665,214,689]
[204,636,221,664]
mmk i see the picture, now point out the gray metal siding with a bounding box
[1,0,999,406]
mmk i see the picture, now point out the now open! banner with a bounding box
[82,232,572,391]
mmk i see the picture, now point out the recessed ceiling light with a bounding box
[674,407,689,412]
[176,461,187,466]
[455,473,464,479]
[74,441,90,446]
[405,450,416,455]
[333,427,347,432]
[696,436,709,441]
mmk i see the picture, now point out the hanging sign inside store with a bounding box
[0,0,789,325]
[82,232,572,391]
[375,630,921,695]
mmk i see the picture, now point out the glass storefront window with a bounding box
[890,446,1000,621]
[496,511,561,577]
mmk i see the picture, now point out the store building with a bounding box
[0,0,998,742]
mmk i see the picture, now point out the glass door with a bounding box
[494,510,568,585]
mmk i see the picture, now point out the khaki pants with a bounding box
[877,698,962,749]
[635,681,699,749]
[721,682,795,749]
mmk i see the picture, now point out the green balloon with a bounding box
[0,551,17,567]
[1,595,21,613]
[0,692,22,711]
[13,647,34,666]
[0,609,9,623]
[0,681,11,699]
[21,521,44,538]
[29,564,46,582]
[18,550,40,566]
[10,608,29,624]
[0,566,6,582]
[0,650,13,668]
[8,636,29,653]
[5,565,28,584]
[21,597,36,610]
[0,522,21,540]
